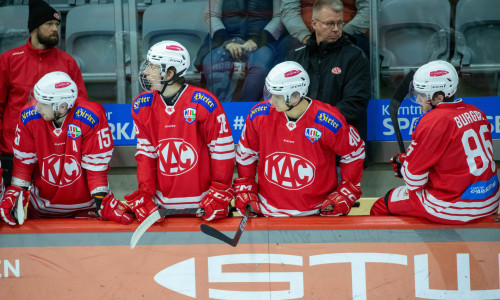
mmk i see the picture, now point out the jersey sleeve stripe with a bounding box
[13,149,38,164]
[339,148,365,164]
[136,138,157,158]
[236,144,259,165]
[211,152,236,160]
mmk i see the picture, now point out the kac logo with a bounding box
[264,152,315,190]
[41,154,82,187]
[158,139,198,176]
[184,108,196,124]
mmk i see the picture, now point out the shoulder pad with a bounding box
[249,102,271,121]
[73,106,99,129]
[132,92,153,115]
[191,91,217,113]
[20,106,41,125]
[314,110,343,133]
[412,113,427,132]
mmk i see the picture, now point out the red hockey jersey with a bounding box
[402,99,499,223]
[131,85,235,209]
[236,100,365,216]
[13,98,113,217]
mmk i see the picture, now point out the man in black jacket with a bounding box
[286,0,370,152]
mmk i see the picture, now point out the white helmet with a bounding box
[264,61,310,105]
[139,40,190,91]
[32,71,78,112]
[411,60,458,101]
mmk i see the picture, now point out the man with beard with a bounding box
[0,0,87,187]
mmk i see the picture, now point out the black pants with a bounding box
[0,155,13,187]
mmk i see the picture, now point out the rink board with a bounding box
[1,216,499,299]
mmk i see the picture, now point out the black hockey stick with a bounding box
[130,207,202,249]
[389,69,415,153]
[200,205,252,247]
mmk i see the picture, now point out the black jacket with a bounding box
[286,32,370,142]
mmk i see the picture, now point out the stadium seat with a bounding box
[378,0,451,75]
[142,1,209,80]
[0,5,29,54]
[452,0,500,96]
[65,3,128,102]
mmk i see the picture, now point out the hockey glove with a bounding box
[391,153,407,178]
[124,190,161,223]
[0,185,29,225]
[320,181,362,216]
[233,177,260,215]
[199,181,234,221]
[95,193,133,225]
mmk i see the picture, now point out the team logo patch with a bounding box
[184,107,196,124]
[158,138,198,176]
[249,102,271,121]
[67,124,82,139]
[331,67,342,74]
[305,127,322,144]
[73,106,99,129]
[315,110,342,133]
[132,93,153,114]
[21,106,41,125]
[191,91,216,113]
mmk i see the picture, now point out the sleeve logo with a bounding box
[132,93,153,114]
[73,106,99,129]
[21,107,41,125]
[315,110,342,133]
[191,91,216,113]
[249,103,271,121]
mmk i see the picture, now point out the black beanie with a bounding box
[28,0,61,32]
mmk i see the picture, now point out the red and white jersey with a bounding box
[12,98,113,217]
[237,100,365,216]
[402,99,499,224]
[131,85,235,209]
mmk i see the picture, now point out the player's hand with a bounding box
[124,190,161,223]
[233,177,260,216]
[199,181,234,221]
[0,185,29,225]
[391,153,407,178]
[320,181,361,216]
[97,193,134,225]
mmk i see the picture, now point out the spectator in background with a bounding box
[194,0,285,102]
[281,0,370,56]
[0,0,87,187]
[286,0,370,164]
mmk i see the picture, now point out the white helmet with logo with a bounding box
[264,61,310,105]
[139,40,190,91]
[411,60,458,101]
[33,71,78,112]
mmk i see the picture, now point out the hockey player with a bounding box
[0,72,133,225]
[234,61,365,216]
[371,60,499,224]
[125,41,236,222]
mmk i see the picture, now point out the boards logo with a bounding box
[158,138,198,176]
[264,152,315,190]
[184,108,196,124]
[41,154,82,187]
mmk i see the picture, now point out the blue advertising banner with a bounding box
[104,97,500,146]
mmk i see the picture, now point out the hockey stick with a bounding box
[200,205,252,247]
[389,69,415,153]
[13,190,25,225]
[130,207,202,249]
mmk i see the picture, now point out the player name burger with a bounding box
[454,110,484,128]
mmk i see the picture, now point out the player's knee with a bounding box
[370,189,394,216]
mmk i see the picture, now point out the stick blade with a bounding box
[14,191,25,225]
[130,210,161,249]
[200,224,237,247]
